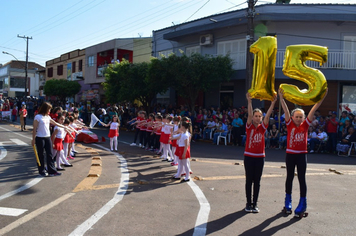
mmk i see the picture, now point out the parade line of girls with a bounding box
[32,102,87,176]
[129,112,193,182]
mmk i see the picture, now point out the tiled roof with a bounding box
[3,60,45,70]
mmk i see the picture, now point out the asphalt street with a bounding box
[0,119,356,236]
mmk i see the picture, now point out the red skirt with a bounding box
[53,138,63,151]
[64,132,75,143]
[171,139,177,147]
[175,146,191,159]
[159,133,171,144]
[108,129,118,138]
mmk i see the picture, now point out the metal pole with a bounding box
[17,35,32,97]
[245,0,256,93]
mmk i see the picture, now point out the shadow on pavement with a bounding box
[239,212,298,236]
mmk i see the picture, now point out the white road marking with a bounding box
[0,207,28,216]
[0,139,29,147]
[0,146,7,161]
[188,181,211,236]
[0,193,75,235]
[0,177,43,202]
[68,144,129,236]
[11,139,29,146]
[0,126,32,140]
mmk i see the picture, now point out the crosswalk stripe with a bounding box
[0,207,28,217]
[10,139,29,146]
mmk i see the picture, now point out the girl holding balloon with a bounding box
[279,88,328,217]
[244,92,277,213]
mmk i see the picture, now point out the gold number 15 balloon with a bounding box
[248,36,277,101]
[281,45,328,106]
[248,36,328,105]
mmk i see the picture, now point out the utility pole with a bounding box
[245,0,256,92]
[17,35,32,97]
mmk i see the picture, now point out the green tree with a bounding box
[44,79,81,101]
[164,53,234,112]
[103,59,170,111]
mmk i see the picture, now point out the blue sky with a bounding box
[0,0,354,67]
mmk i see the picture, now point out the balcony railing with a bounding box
[218,50,356,70]
[276,50,356,70]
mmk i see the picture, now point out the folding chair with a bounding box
[348,142,356,156]
[217,130,230,146]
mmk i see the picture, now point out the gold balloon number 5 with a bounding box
[248,36,328,106]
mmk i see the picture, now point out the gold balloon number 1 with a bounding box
[248,36,328,106]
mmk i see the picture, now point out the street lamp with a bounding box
[2,51,28,97]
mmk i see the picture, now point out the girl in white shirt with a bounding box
[102,115,120,151]
[51,115,74,171]
[32,102,71,177]
[171,118,192,182]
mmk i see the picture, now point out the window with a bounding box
[343,36,356,69]
[158,49,173,59]
[217,39,246,70]
[57,65,63,76]
[79,60,83,71]
[10,77,25,88]
[123,53,130,61]
[88,56,95,67]
[72,61,76,73]
[186,46,200,56]
[47,67,53,77]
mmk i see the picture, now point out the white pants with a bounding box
[172,146,178,164]
[63,142,69,158]
[110,136,118,151]
[162,144,174,160]
[181,159,190,180]
[53,149,71,168]
[175,158,191,177]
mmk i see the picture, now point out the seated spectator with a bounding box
[269,124,279,149]
[311,115,319,129]
[340,126,356,145]
[278,123,287,149]
[265,129,270,149]
[318,116,326,131]
[192,124,202,142]
[342,120,352,138]
[336,126,356,155]
[309,128,328,153]
[203,117,216,139]
[213,120,228,144]
[307,126,317,142]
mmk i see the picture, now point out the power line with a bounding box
[183,0,211,23]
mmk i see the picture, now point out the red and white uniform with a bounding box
[108,122,119,138]
[139,117,147,131]
[171,124,179,147]
[155,122,163,136]
[160,124,172,144]
[146,119,153,133]
[53,126,65,151]
[286,118,311,154]
[175,131,191,159]
[244,122,267,158]
[64,125,76,144]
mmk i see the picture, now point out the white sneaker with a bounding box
[138,143,142,148]
[130,143,136,146]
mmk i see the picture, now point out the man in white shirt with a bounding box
[309,128,328,153]
[203,117,216,139]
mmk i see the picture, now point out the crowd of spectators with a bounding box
[1,97,356,155]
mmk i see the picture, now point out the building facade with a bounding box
[0,60,45,98]
[152,3,356,115]
[46,49,86,102]
[45,37,152,104]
